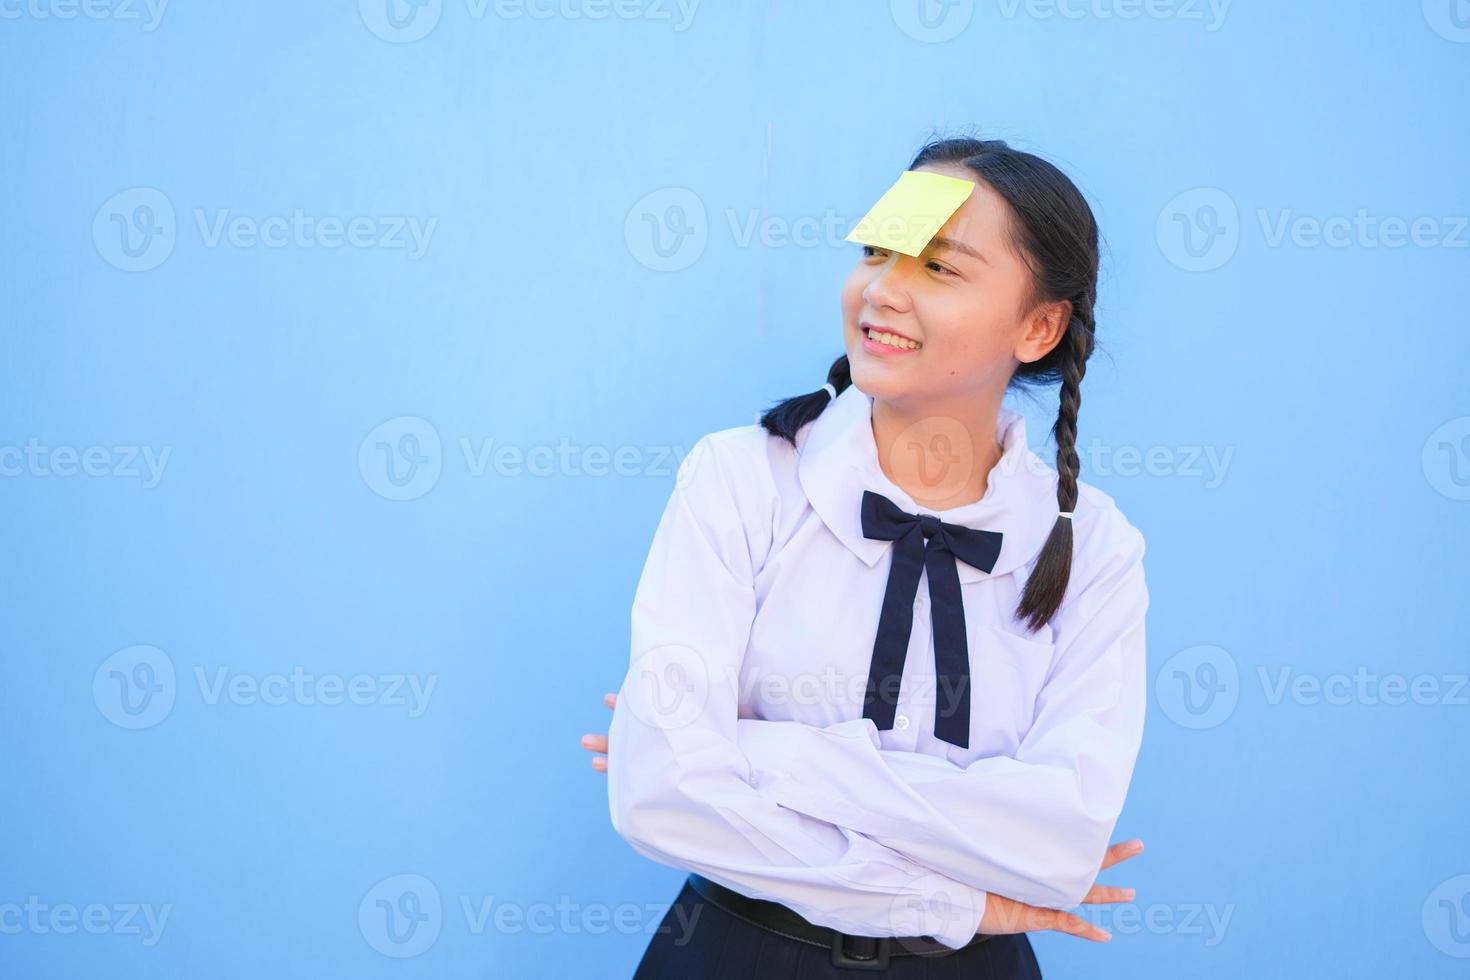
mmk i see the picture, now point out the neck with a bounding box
[870,394,1006,511]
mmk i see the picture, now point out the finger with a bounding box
[1038,908,1111,943]
[1081,884,1136,905]
[580,734,608,753]
[604,692,617,709]
[1099,839,1144,871]
[592,756,606,773]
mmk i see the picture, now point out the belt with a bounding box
[685,873,989,971]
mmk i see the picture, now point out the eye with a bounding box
[861,244,890,259]
[926,259,956,276]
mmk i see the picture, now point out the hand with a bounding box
[579,692,617,772]
[580,692,1145,943]
[975,839,1144,942]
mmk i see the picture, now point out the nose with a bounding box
[863,253,914,311]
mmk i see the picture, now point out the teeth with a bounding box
[870,330,920,350]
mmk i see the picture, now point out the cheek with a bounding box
[920,302,1012,374]
[840,272,865,319]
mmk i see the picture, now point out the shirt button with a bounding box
[894,714,910,730]
[914,595,927,615]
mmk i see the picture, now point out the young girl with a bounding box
[580,136,1149,978]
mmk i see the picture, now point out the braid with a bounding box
[760,354,852,447]
[1016,315,1093,633]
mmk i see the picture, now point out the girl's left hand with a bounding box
[579,692,618,772]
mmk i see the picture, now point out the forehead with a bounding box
[913,162,1008,250]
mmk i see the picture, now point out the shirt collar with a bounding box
[796,381,1060,583]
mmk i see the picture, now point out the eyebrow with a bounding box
[925,236,989,266]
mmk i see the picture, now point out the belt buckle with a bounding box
[830,932,890,970]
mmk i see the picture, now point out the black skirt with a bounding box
[633,876,1044,979]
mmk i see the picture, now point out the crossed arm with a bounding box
[594,436,1149,947]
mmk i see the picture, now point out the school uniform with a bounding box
[606,382,1149,977]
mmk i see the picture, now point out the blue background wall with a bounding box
[2,1,1468,977]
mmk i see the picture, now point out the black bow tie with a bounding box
[859,489,1004,749]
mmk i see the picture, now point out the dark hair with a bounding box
[760,135,1101,634]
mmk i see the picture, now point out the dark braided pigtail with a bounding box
[904,134,1103,633]
[1016,316,1094,632]
[760,354,852,448]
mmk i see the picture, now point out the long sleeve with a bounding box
[737,525,1149,910]
[606,434,988,950]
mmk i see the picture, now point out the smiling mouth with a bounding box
[862,325,923,350]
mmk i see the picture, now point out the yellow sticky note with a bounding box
[844,170,976,257]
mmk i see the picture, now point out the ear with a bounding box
[1016,298,1072,364]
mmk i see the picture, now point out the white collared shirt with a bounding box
[606,382,1149,949]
